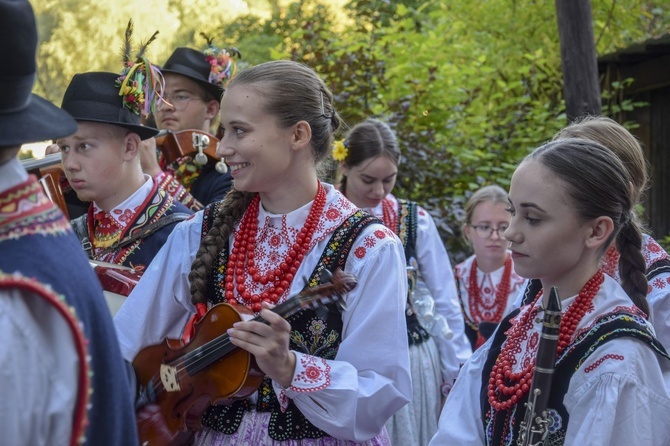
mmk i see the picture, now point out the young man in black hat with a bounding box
[0,1,137,444]
[141,46,236,209]
[56,70,193,272]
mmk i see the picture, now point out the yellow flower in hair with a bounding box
[332,139,348,162]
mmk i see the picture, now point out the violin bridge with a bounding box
[160,364,181,392]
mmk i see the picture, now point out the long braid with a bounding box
[189,190,255,305]
[615,218,650,315]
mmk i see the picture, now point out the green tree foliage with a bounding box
[32,0,670,258]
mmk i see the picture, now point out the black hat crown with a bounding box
[161,44,240,102]
[162,48,223,101]
[0,0,76,147]
[61,72,159,140]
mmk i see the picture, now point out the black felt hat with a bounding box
[0,0,77,147]
[61,72,159,140]
[161,47,224,101]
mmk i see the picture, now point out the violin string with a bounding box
[143,290,342,399]
[148,333,237,398]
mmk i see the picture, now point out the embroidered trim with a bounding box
[584,353,624,373]
[0,272,91,446]
[0,178,71,242]
[289,354,331,393]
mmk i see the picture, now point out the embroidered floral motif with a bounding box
[653,277,666,289]
[325,207,340,220]
[114,207,139,224]
[290,317,340,357]
[363,235,376,248]
[291,355,330,391]
[374,229,386,239]
[354,246,366,259]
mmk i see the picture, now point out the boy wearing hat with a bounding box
[58,71,192,271]
[0,0,137,444]
[141,46,236,209]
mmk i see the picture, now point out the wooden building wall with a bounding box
[599,38,670,240]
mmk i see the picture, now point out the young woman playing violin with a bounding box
[114,60,412,445]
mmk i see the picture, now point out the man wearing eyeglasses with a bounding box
[141,47,235,210]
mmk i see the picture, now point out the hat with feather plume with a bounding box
[160,34,241,102]
[60,20,162,140]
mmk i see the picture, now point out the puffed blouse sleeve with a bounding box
[415,205,472,386]
[429,339,489,445]
[114,212,204,362]
[273,222,412,442]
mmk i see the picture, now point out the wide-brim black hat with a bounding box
[61,72,159,140]
[161,47,223,101]
[0,0,77,147]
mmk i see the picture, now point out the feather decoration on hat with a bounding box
[200,32,241,89]
[116,19,164,116]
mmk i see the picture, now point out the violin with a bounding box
[132,268,357,445]
[155,129,227,173]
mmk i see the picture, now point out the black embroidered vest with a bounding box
[480,308,669,445]
[394,199,431,346]
[197,203,379,440]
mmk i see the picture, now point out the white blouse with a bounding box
[368,194,472,387]
[430,274,670,445]
[114,183,412,443]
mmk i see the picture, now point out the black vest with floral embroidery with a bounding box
[480,308,669,445]
[394,199,431,346]
[197,204,378,440]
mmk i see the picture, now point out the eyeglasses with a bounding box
[156,93,204,111]
[469,224,509,239]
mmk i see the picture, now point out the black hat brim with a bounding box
[161,67,224,102]
[0,93,77,147]
[72,118,160,140]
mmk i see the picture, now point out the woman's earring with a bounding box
[215,158,228,174]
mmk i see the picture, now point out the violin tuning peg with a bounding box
[194,152,208,166]
[215,159,228,174]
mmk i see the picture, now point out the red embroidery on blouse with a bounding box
[653,277,666,289]
[363,236,376,248]
[374,229,386,239]
[584,354,624,373]
[325,208,340,220]
[291,355,331,392]
[355,247,366,259]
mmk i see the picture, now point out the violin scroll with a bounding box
[155,129,220,167]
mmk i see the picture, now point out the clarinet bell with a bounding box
[215,159,228,174]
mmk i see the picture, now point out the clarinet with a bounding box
[517,286,562,446]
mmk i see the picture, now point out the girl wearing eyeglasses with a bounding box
[455,185,525,350]
[335,118,471,446]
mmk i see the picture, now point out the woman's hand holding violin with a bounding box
[226,303,297,388]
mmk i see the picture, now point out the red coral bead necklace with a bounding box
[224,182,327,312]
[487,269,603,412]
[468,254,512,324]
[381,198,398,233]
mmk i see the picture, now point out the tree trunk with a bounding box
[555,0,601,122]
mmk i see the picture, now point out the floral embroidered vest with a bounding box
[480,308,669,445]
[393,198,430,346]
[197,203,379,440]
